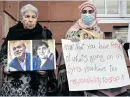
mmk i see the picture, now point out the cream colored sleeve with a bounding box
[96,25,105,39]
[65,28,71,39]
[65,27,79,39]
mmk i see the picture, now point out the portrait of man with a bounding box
[8,40,31,71]
[33,40,55,70]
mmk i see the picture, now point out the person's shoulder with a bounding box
[49,53,54,59]
[65,26,79,39]
[26,52,30,56]
[10,57,17,66]
[33,56,39,61]
[26,53,31,60]
[33,56,37,59]
[43,26,51,32]
[65,21,80,39]
[33,56,39,66]
[48,53,54,63]
[43,26,52,38]
[9,22,21,31]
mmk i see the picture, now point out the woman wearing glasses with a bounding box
[58,1,128,96]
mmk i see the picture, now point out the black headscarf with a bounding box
[2,21,44,49]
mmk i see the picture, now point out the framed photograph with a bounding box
[32,40,56,71]
[8,40,32,71]
[8,39,56,71]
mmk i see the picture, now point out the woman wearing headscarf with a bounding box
[0,4,57,96]
[66,2,104,40]
[58,1,128,96]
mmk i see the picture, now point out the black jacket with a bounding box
[2,22,52,52]
[0,21,58,96]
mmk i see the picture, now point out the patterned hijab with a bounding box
[78,1,97,28]
[65,1,104,40]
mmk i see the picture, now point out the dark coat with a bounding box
[0,21,58,96]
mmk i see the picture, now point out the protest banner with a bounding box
[127,22,130,42]
[62,39,130,91]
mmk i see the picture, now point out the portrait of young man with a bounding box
[33,40,55,71]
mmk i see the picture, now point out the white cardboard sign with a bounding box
[62,39,130,91]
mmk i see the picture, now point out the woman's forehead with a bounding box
[83,6,93,10]
[24,10,37,16]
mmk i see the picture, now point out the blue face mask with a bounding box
[81,14,94,25]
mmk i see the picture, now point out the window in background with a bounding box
[91,0,120,17]
[113,26,128,44]
[104,32,112,39]
[94,0,105,14]
[88,0,130,17]
[127,1,130,14]
[107,0,119,14]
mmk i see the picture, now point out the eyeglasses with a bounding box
[82,10,94,14]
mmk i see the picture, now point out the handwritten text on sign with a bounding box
[62,39,130,91]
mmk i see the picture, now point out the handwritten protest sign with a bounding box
[127,23,130,42]
[62,39,130,91]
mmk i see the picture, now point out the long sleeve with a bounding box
[2,28,13,49]
[0,28,13,67]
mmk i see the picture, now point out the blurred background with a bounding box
[0,0,130,91]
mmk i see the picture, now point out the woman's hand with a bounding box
[37,70,47,75]
[3,66,11,74]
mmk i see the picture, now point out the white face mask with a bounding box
[81,14,95,25]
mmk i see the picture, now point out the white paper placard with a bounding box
[127,22,130,42]
[62,39,130,91]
